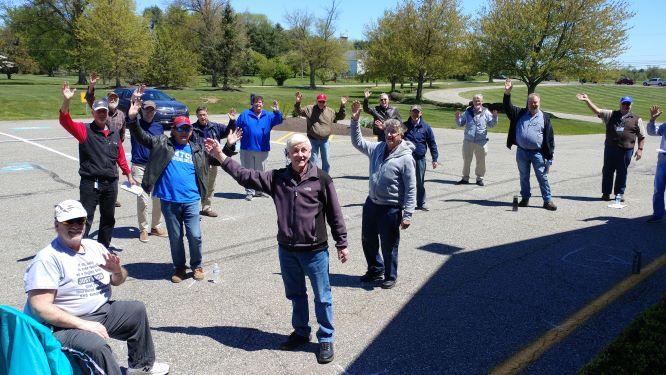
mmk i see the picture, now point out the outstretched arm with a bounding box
[576,93,602,116]
[59,82,87,143]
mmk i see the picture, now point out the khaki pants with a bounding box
[201,163,218,212]
[240,150,268,195]
[131,164,162,232]
[461,140,487,181]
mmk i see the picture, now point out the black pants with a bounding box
[361,197,401,281]
[53,301,156,374]
[80,177,118,248]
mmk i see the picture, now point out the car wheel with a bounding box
[660,83,664,86]
[644,83,648,86]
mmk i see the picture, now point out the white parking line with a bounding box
[0,131,78,162]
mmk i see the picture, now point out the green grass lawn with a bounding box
[455,84,666,119]
[0,74,625,134]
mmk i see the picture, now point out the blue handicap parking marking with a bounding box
[10,126,51,131]
[0,162,35,173]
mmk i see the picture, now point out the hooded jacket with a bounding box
[350,119,417,220]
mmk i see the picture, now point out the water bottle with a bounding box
[615,194,622,205]
[212,263,221,283]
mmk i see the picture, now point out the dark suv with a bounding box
[114,88,189,128]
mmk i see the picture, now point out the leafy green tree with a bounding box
[478,0,631,94]
[216,1,247,90]
[76,0,152,87]
[271,58,292,86]
[255,53,272,85]
[143,6,163,30]
[241,13,289,59]
[144,24,199,87]
[364,9,413,91]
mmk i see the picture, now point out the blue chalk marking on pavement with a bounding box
[0,162,35,173]
[11,126,51,131]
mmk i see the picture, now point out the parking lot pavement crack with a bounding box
[31,163,78,188]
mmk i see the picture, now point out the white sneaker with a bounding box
[127,361,169,375]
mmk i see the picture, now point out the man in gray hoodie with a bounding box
[350,100,416,289]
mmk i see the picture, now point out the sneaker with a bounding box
[456,179,469,185]
[360,272,383,282]
[255,191,269,198]
[139,230,149,243]
[280,332,311,351]
[518,198,529,207]
[381,279,397,289]
[647,216,663,223]
[150,227,167,237]
[127,361,169,375]
[615,195,625,202]
[476,180,485,186]
[601,194,611,201]
[200,209,218,217]
[317,342,334,364]
[415,206,429,211]
[192,267,205,281]
[171,268,188,283]
[245,193,253,201]
[115,201,121,207]
[543,201,557,211]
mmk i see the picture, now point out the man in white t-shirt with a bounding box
[24,199,169,375]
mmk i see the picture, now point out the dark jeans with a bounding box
[80,177,118,248]
[602,144,634,196]
[53,301,155,374]
[361,197,401,281]
[278,246,334,342]
[414,157,427,208]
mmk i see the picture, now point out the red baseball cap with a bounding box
[316,93,327,102]
[173,116,190,127]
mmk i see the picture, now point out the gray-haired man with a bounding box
[455,94,498,186]
[363,88,402,142]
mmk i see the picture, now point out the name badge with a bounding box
[615,126,624,133]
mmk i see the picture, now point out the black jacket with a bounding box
[363,97,402,141]
[503,94,555,160]
[128,118,234,195]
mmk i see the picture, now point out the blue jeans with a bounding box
[602,144,634,196]
[653,153,666,218]
[414,157,426,208]
[516,147,552,202]
[160,200,202,270]
[278,246,334,343]
[308,137,330,173]
[361,197,401,281]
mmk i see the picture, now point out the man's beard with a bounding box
[108,102,119,111]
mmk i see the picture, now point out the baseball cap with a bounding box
[316,93,327,102]
[410,105,422,112]
[173,116,190,127]
[106,91,119,99]
[91,99,108,111]
[54,200,87,222]
[143,100,157,109]
[620,96,633,104]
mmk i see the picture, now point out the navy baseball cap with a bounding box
[620,96,633,104]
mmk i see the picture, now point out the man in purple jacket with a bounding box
[205,133,349,364]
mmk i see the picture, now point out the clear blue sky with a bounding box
[136,0,664,68]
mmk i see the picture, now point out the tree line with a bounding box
[0,0,633,100]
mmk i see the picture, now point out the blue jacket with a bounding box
[236,109,283,152]
[404,118,439,162]
[191,120,234,146]
[131,118,164,165]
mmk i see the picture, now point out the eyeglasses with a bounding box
[143,108,156,113]
[174,125,192,132]
[380,98,388,101]
[61,217,86,226]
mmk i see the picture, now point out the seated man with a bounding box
[23,199,169,375]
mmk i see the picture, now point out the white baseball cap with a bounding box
[54,200,87,222]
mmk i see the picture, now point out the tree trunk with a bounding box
[115,70,121,88]
[416,71,425,101]
[77,69,87,85]
[390,79,396,92]
[309,62,316,89]
[6,73,11,79]
[527,81,537,94]
[211,72,218,87]
[429,79,433,88]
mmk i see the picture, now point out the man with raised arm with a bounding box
[58,82,136,248]
[363,88,402,141]
[646,105,666,223]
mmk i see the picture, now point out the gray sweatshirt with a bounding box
[350,119,417,220]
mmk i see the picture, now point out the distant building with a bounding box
[344,50,365,77]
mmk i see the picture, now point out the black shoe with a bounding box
[543,201,557,211]
[317,342,334,364]
[280,332,310,351]
[476,180,484,186]
[415,206,429,211]
[518,198,529,207]
[601,194,611,201]
[381,279,396,289]
[115,201,121,207]
[456,179,469,185]
[360,272,383,283]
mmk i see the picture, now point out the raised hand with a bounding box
[364,88,371,99]
[491,109,499,117]
[204,138,222,155]
[341,96,349,105]
[351,100,361,121]
[89,72,99,86]
[576,93,589,101]
[128,99,141,119]
[295,91,302,103]
[374,119,385,130]
[504,78,512,93]
[62,81,76,101]
[272,100,279,112]
[131,84,146,103]
[226,127,243,146]
[650,105,662,120]
[227,108,237,121]
[99,253,122,274]
[455,110,461,119]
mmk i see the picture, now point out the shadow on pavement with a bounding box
[153,326,316,353]
[214,192,247,200]
[124,262,174,281]
[330,273,375,290]
[334,175,369,181]
[427,178,459,185]
[555,195,604,202]
[445,198,513,207]
[346,215,665,374]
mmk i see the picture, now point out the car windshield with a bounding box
[141,90,172,101]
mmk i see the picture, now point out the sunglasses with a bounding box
[61,217,86,225]
[174,125,192,133]
[380,98,388,101]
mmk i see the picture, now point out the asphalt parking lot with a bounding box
[1,117,665,374]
